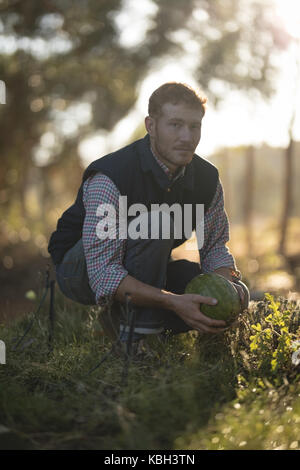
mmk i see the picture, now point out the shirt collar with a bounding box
[138,134,195,191]
[150,146,186,182]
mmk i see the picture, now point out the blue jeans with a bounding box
[55,212,202,334]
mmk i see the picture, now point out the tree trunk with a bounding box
[278,138,294,256]
[244,146,255,257]
[279,38,300,256]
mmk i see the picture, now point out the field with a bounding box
[0,288,299,450]
[1,0,300,453]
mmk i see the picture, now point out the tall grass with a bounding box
[0,290,299,450]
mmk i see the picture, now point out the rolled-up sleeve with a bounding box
[82,173,128,305]
[199,179,237,273]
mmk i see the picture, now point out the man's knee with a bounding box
[55,239,96,305]
[166,259,201,294]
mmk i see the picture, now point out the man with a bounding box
[48,82,249,348]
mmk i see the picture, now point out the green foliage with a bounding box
[176,384,300,450]
[245,293,300,384]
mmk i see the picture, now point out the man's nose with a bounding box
[179,126,191,142]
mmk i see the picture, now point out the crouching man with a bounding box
[48,82,249,348]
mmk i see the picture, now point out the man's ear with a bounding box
[145,116,155,136]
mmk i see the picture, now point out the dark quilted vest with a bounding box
[48,134,219,265]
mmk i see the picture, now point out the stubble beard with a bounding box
[152,128,182,173]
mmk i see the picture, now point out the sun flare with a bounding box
[274,0,300,38]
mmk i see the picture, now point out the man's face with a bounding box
[145,101,203,174]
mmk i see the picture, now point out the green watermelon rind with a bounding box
[185,273,241,324]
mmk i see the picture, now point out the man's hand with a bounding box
[232,283,245,308]
[231,281,250,313]
[168,293,227,334]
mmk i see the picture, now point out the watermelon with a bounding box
[185,273,241,324]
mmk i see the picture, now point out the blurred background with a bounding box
[0,0,299,322]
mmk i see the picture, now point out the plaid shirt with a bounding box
[82,152,236,305]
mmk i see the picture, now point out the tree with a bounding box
[278,39,300,256]
[244,146,255,258]
[0,0,290,233]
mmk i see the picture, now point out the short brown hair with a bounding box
[148,82,207,118]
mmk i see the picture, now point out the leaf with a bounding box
[25,290,37,301]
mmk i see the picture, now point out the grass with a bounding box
[0,290,299,450]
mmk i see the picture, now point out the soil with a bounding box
[0,241,56,324]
